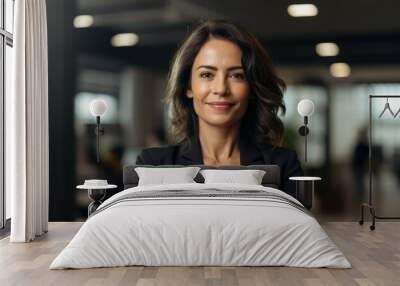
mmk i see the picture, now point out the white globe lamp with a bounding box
[297,99,314,117]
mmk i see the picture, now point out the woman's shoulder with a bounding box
[258,143,300,163]
[258,143,303,178]
[135,144,181,165]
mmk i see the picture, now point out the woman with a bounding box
[136,20,303,197]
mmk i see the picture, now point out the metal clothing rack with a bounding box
[359,95,400,230]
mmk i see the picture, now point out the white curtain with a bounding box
[7,0,49,242]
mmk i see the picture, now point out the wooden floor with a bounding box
[0,222,399,286]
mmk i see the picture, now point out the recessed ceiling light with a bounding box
[111,33,139,47]
[330,63,351,78]
[73,15,94,28]
[287,4,318,17]
[315,42,339,57]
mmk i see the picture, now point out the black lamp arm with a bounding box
[298,116,310,165]
[95,116,104,163]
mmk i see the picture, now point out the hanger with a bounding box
[394,106,400,118]
[378,97,395,118]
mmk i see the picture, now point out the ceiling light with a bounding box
[73,15,94,28]
[111,33,139,47]
[287,4,318,17]
[315,42,339,57]
[330,63,351,78]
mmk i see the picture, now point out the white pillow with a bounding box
[200,169,266,185]
[135,167,201,186]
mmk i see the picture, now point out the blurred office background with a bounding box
[40,0,400,221]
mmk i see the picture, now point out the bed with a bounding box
[49,165,350,269]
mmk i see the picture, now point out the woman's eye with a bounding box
[230,73,245,80]
[200,72,214,79]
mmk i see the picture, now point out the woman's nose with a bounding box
[212,75,229,96]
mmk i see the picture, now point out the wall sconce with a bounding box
[89,99,108,163]
[297,99,314,163]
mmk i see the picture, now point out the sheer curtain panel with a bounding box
[7,0,49,242]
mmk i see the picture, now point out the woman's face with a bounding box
[187,38,250,128]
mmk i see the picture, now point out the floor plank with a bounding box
[0,221,399,286]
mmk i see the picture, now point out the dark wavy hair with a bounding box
[166,19,286,147]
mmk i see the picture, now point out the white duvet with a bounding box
[50,183,351,269]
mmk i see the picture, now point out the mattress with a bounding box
[50,183,351,269]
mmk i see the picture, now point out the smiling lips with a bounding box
[207,101,235,111]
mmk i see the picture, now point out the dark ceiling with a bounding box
[75,0,400,70]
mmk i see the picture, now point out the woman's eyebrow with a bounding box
[196,65,244,71]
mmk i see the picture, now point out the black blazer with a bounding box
[136,136,303,198]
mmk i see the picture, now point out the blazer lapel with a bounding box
[239,137,265,165]
[177,136,204,165]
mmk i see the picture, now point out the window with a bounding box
[1,0,14,230]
